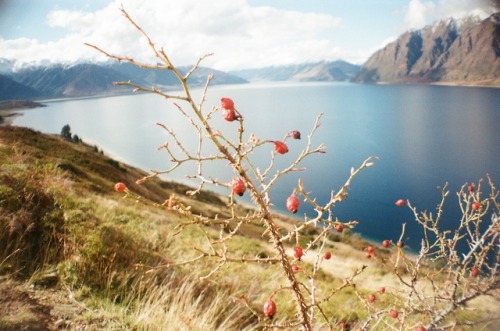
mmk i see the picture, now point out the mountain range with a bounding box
[354,12,500,85]
[0,60,361,101]
[230,60,360,82]
[0,74,43,100]
[1,13,498,101]
[0,62,249,101]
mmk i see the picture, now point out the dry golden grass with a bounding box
[1,126,498,330]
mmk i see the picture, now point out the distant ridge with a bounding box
[106,62,248,88]
[354,13,500,86]
[0,62,248,101]
[230,60,360,82]
[0,58,361,101]
[8,63,131,99]
[0,74,42,101]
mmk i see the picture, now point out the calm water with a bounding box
[13,82,500,251]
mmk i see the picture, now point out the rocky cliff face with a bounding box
[355,13,500,85]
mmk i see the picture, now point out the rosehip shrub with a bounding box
[91,11,500,330]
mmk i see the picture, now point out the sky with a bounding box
[0,0,497,71]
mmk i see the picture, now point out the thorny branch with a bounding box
[89,6,499,331]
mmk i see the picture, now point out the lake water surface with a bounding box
[13,82,500,252]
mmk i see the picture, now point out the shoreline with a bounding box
[35,90,135,103]
[0,100,47,127]
[0,111,22,127]
[1,79,497,106]
[373,80,500,89]
[0,113,396,251]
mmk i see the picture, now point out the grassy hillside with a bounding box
[0,126,497,330]
[0,126,255,329]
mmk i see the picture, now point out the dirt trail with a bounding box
[0,279,84,331]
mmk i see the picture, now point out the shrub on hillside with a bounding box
[82,7,500,330]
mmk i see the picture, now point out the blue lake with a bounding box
[13,82,500,252]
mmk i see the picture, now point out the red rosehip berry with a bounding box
[220,97,235,111]
[114,182,127,192]
[417,326,427,331]
[292,265,300,273]
[231,177,246,196]
[468,184,475,192]
[339,322,345,329]
[365,252,372,259]
[222,108,237,121]
[471,266,480,277]
[293,245,303,260]
[472,201,481,211]
[273,141,289,154]
[323,251,332,260]
[263,298,277,318]
[286,193,300,214]
[367,246,374,254]
[382,240,391,248]
[288,130,301,139]
[220,98,241,121]
[397,241,405,248]
[395,199,406,207]
[390,309,399,318]
[379,286,386,294]
[335,224,344,233]
[368,294,376,303]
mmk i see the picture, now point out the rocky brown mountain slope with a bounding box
[354,13,500,86]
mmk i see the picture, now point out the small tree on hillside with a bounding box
[61,124,72,141]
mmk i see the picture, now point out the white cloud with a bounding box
[2,0,344,70]
[438,0,497,19]
[3,0,496,70]
[403,0,497,30]
[405,0,436,29]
